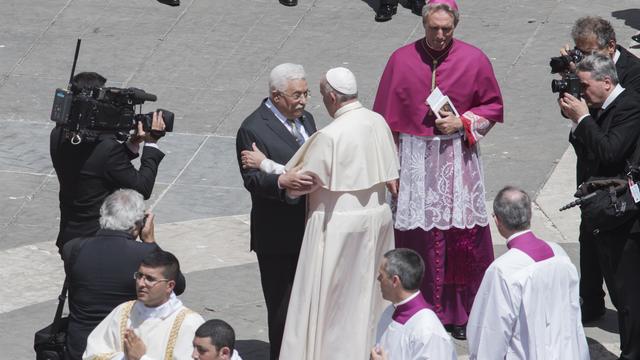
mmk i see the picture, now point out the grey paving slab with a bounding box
[175,136,243,187]
[0,121,54,174]
[151,184,250,223]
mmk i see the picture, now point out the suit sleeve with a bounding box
[103,143,165,199]
[572,101,640,165]
[236,126,285,201]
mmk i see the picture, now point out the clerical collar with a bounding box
[334,101,362,118]
[392,291,428,325]
[134,292,183,320]
[507,229,532,242]
[507,231,554,262]
[613,49,620,64]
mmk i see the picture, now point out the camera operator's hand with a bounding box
[560,44,577,72]
[435,110,463,135]
[130,111,166,145]
[558,93,589,123]
[140,212,156,244]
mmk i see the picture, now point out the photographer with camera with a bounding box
[50,72,167,254]
[557,16,640,93]
[558,53,640,359]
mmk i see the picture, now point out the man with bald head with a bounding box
[466,186,589,359]
[235,63,317,360]
[276,67,399,359]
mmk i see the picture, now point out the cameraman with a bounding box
[559,53,640,359]
[562,16,640,93]
[50,72,166,254]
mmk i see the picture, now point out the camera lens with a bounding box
[551,79,567,93]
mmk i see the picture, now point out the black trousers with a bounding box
[616,233,640,360]
[578,220,606,313]
[256,252,300,360]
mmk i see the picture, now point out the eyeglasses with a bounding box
[279,90,311,101]
[133,271,169,286]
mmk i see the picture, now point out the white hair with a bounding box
[422,3,460,26]
[269,63,306,93]
[99,189,145,231]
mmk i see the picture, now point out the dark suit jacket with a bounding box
[61,229,185,360]
[570,89,640,186]
[50,126,164,249]
[236,99,317,254]
[616,45,640,94]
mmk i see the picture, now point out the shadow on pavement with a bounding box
[236,339,270,360]
[587,337,618,359]
[611,9,640,31]
[583,308,620,334]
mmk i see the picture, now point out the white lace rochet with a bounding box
[393,132,489,231]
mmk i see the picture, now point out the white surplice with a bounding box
[279,101,399,360]
[83,294,204,360]
[375,305,457,360]
[467,241,590,360]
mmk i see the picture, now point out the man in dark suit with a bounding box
[375,0,425,22]
[62,189,185,360]
[569,16,640,93]
[50,72,166,253]
[235,63,317,360]
[561,16,640,321]
[559,53,640,359]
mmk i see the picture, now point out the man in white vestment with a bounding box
[467,186,589,359]
[84,250,204,360]
[371,248,457,360]
[274,67,399,360]
[192,319,243,360]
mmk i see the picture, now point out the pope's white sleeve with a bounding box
[259,159,285,175]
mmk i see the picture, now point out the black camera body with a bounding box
[50,86,174,138]
[549,49,584,74]
[551,73,582,99]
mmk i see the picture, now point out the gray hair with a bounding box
[322,79,358,103]
[571,16,616,49]
[99,189,145,231]
[576,53,619,85]
[422,3,460,27]
[269,63,306,93]
[493,186,532,231]
[383,248,424,291]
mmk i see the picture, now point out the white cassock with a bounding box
[83,294,204,360]
[467,231,590,360]
[279,101,400,360]
[375,291,457,360]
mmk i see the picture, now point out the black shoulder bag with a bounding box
[33,278,69,360]
[34,237,88,360]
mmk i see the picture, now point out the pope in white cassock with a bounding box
[240,67,399,359]
[372,248,457,360]
[467,186,589,359]
[83,251,204,360]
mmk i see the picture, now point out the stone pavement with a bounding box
[1,0,639,358]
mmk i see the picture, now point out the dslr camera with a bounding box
[549,48,584,74]
[551,73,582,99]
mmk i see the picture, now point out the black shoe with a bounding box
[411,0,425,16]
[375,4,397,22]
[581,306,606,323]
[451,325,466,340]
[633,34,640,43]
[279,0,298,6]
[156,0,180,6]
